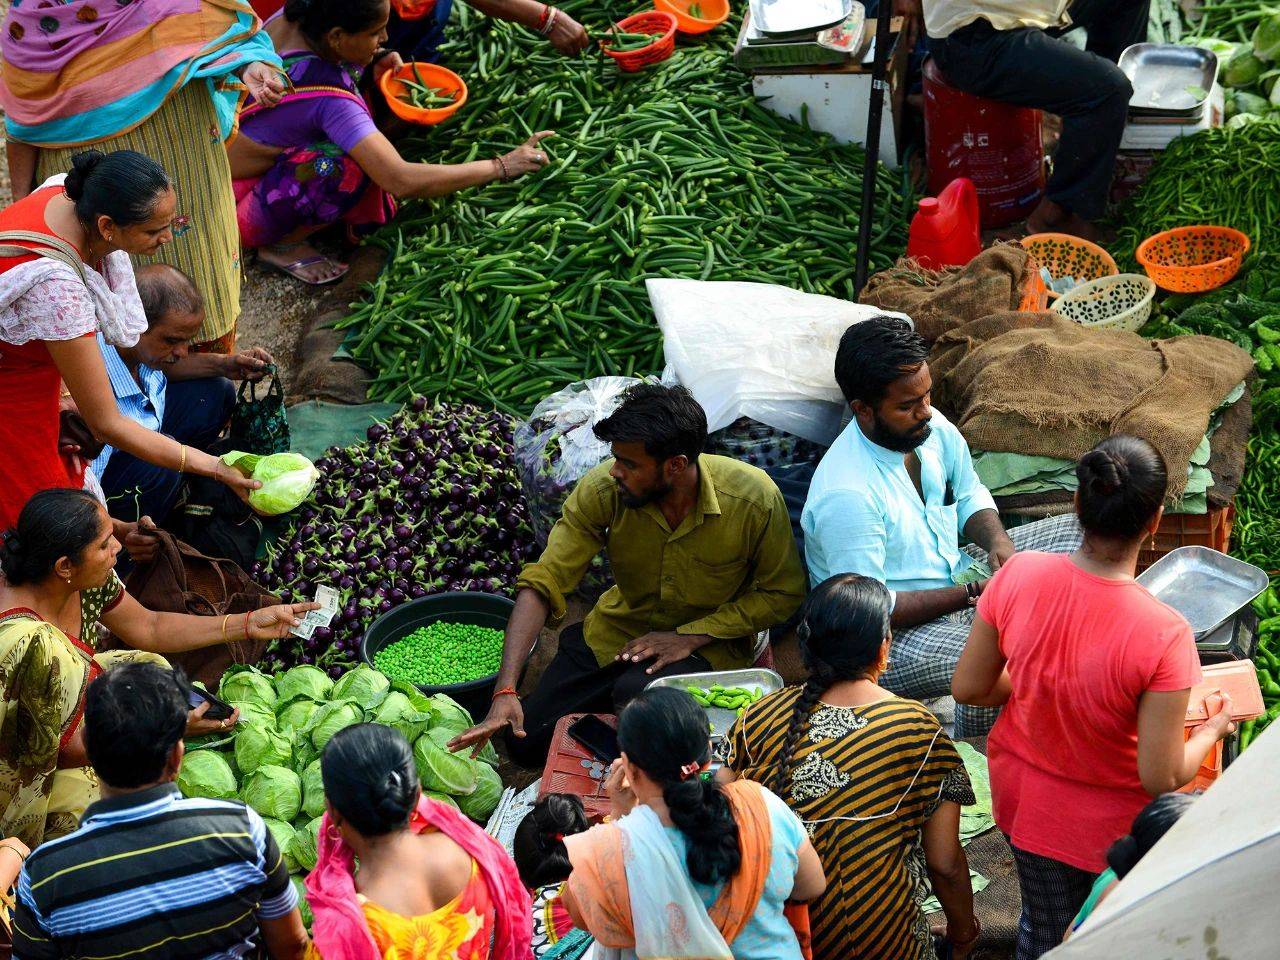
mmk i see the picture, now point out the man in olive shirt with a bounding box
[450,384,806,767]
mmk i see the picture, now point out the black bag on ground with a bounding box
[169,471,263,573]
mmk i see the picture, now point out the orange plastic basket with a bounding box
[654,0,730,34]
[1135,225,1250,293]
[380,62,468,126]
[1020,233,1118,301]
[600,12,678,72]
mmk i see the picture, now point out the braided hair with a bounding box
[774,574,893,798]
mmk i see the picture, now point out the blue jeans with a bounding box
[100,377,235,525]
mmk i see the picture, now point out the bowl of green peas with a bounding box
[361,592,530,716]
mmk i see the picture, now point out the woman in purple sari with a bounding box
[229,0,553,285]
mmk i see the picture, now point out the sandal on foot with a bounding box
[265,253,349,286]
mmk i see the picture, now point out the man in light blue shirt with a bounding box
[801,317,1081,735]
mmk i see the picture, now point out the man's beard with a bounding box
[617,480,671,509]
[869,413,931,453]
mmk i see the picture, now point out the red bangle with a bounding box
[243,610,251,641]
[493,687,519,700]
[536,3,550,28]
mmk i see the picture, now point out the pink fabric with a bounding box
[306,795,534,960]
[978,552,1202,873]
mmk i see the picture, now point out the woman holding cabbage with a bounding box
[0,488,315,848]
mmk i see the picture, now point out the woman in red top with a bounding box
[0,150,255,530]
[952,435,1236,960]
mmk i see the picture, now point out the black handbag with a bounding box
[229,366,290,456]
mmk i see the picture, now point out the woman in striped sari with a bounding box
[1,0,284,352]
[725,574,980,960]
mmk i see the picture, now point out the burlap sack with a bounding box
[929,312,1255,498]
[859,243,1039,342]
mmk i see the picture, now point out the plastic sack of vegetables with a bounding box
[514,377,643,596]
[222,450,319,516]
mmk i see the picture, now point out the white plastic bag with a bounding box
[648,279,910,445]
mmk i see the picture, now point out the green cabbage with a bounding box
[222,451,319,516]
[263,818,299,872]
[331,665,390,708]
[476,739,499,769]
[425,790,461,811]
[241,765,303,822]
[291,876,313,928]
[426,694,475,738]
[277,696,322,738]
[413,729,478,796]
[1231,90,1272,116]
[287,817,322,873]
[1254,13,1280,61]
[220,667,277,710]
[372,691,433,743]
[306,701,365,752]
[235,719,292,775]
[457,762,503,823]
[301,759,327,820]
[391,680,435,715]
[275,665,333,704]
[1225,47,1266,86]
[176,750,238,800]
[229,700,276,732]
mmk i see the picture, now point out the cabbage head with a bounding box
[222,451,320,516]
[426,694,475,738]
[176,750,237,800]
[301,759,327,820]
[287,817,322,873]
[229,700,276,732]
[275,665,333,704]
[277,696,322,738]
[306,701,365,752]
[424,790,460,811]
[372,691,433,744]
[457,762,503,823]
[391,680,435,715]
[235,719,292,776]
[220,667,277,710]
[331,665,390,709]
[241,765,303,822]
[413,729,478,796]
[1225,46,1266,86]
[263,818,298,872]
[1254,13,1280,61]
[291,877,313,928]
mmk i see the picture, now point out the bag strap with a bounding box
[238,366,283,405]
[0,229,89,287]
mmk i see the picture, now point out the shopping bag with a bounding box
[229,366,290,456]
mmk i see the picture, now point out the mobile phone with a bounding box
[567,715,620,764]
[187,686,235,722]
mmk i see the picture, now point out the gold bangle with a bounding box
[178,445,188,474]
[60,389,72,399]
[0,841,27,862]
[221,614,231,644]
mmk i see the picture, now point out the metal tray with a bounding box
[1136,546,1268,638]
[749,0,851,38]
[1119,43,1217,114]
[648,668,784,741]
[1197,608,1258,665]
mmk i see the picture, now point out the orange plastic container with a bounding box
[1136,225,1250,293]
[1178,728,1222,794]
[600,12,678,72]
[380,62,468,126]
[1185,661,1265,723]
[654,0,730,34]
[1020,233,1118,301]
[1017,267,1049,313]
[1137,505,1234,573]
[538,713,617,823]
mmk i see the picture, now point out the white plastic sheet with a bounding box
[1046,721,1280,957]
[648,278,910,445]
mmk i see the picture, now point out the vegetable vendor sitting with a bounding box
[227,0,556,286]
[84,265,274,563]
[450,383,807,768]
[800,317,1083,738]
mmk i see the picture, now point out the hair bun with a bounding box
[64,150,105,203]
[1106,834,1140,877]
[1080,448,1128,495]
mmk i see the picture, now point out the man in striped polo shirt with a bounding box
[12,663,309,960]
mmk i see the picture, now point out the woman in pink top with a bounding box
[951,435,1236,960]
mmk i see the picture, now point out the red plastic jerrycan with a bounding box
[923,58,1045,229]
[907,178,981,270]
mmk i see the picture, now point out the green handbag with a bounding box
[229,365,291,456]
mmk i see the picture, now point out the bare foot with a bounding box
[257,243,349,285]
[1026,198,1101,242]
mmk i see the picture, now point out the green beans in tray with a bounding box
[687,684,765,716]
[336,0,912,413]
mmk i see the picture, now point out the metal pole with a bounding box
[854,2,895,294]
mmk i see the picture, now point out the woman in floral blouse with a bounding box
[726,574,980,960]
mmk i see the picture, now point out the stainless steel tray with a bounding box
[1119,43,1217,114]
[648,668,784,740]
[749,0,851,38]
[1136,546,1268,637]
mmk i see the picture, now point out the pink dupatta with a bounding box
[306,795,534,960]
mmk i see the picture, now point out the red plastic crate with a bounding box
[538,713,617,823]
[1137,504,1234,574]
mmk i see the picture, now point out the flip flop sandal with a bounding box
[267,253,350,286]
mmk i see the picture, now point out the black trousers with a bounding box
[932,0,1149,220]
[506,622,711,768]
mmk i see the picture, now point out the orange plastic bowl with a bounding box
[381,62,468,126]
[1135,225,1250,293]
[654,0,730,34]
[600,11,678,72]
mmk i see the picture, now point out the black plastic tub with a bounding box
[360,592,528,719]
